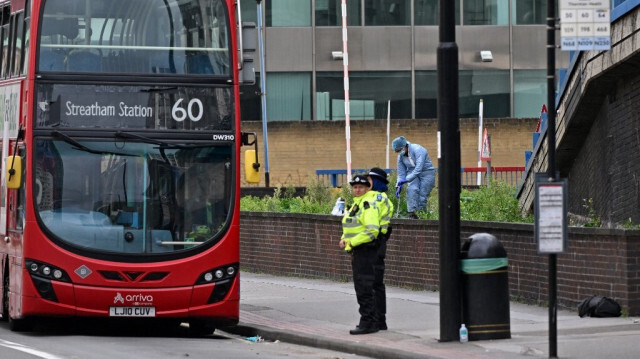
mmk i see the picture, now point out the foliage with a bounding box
[622,218,640,229]
[240,178,336,214]
[582,198,602,228]
[459,180,533,223]
[241,175,532,223]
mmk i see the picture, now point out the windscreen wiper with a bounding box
[52,131,134,157]
[114,131,184,148]
[115,131,212,149]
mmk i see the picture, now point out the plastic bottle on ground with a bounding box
[459,323,468,343]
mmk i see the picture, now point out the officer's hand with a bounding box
[395,186,403,198]
[339,239,346,249]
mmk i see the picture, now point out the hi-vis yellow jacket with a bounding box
[341,194,380,252]
[366,190,393,237]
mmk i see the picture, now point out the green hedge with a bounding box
[241,174,533,223]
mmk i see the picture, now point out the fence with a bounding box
[316,167,525,188]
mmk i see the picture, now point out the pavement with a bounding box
[226,272,640,359]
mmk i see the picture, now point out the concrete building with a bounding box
[239,0,570,122]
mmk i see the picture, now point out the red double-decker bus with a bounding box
[0,0,256,334]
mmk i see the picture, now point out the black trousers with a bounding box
[373,240,387,324]
[351,245,377,328]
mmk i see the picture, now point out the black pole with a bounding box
[546,0,558,357]
[437,0,461,342]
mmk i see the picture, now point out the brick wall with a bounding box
[566,74,640,224]
[240,118,537,187]
[240,212,640,314]
[519,6,640,224]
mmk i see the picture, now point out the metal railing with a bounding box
[316,167,525,188]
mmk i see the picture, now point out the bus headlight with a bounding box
[195,263,238,286]
[53,270,63,280]
[24,259,72,303]
[204,272,213,282]
[214,270,224,279]
[25,259,71,283]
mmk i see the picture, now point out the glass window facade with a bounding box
[365,0,410,26]
[240,0,258,23]
[459,70,510,118]
[414,0,460,25]
[267,73,312,121]
[514,70,546,118]
[415,71,438,119]
[512,0,546,25]
[316,0,361,26]
[316,72,411,120]
[267,0,311,27]
[463,0,508,25]
[241,1,564,120]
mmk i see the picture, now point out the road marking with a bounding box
[0,339,65,359]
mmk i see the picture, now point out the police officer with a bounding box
[367,167,394,330]
[339,174,380,335]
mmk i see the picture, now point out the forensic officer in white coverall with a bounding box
[392,136,436,219]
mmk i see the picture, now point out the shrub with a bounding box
[241,176,532,223]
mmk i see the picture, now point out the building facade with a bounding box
[239,0,573,122]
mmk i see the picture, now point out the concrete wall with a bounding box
[240,118,538,187]
[240,212,640,315]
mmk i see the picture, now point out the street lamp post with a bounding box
[437,0,462,342]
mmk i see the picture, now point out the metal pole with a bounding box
[546,0,558,357]
[437,0,461,342]
[257,0,270,187]
[341,0,352,182]
[386,100,390,169]
[477,99,483,185]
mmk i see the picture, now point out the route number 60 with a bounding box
[172,98,203,122]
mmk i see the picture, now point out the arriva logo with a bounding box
[114,292,125,304]
[113,292,154,304]
[126,294,154,303]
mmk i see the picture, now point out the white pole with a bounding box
[341,0,352,182]
[386,100,390,169]
[477,99,483,186]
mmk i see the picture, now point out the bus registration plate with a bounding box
[109,306,156,317]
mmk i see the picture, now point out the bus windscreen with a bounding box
[35,139,232,255]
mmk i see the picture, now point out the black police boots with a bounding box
[349,324,379,335]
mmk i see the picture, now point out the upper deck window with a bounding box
[38,0,230,75]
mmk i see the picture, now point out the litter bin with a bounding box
[461,233,511,340]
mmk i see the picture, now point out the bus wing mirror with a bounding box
[6,155,22,189]
[241,132,260,184]
[244,150,260,183]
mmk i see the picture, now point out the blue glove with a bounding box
[395,186,403,198]
[397,179,408,187]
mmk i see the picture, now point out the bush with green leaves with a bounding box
[241,175,532,223]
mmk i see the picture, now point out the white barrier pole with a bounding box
[341,0,352,182]
[477,99,483,186]
[386,100,390,169]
